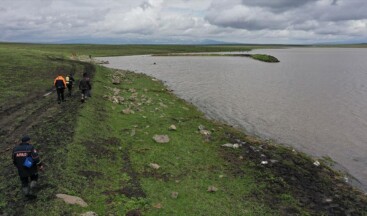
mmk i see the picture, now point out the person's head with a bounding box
[21,135,31,143]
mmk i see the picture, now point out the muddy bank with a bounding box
[219,131,367,215]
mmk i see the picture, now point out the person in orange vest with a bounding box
[53,73,67,104]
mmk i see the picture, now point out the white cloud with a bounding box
[0,0,366,43]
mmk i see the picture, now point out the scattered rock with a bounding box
[233,144,240,149]
[112,88,120,95]
[169,125,177,131]
[112,76,121,84]
[56,194,88,207]
[122,108,134,115]
[200,130,211,136]
[198,125,206,131]
[130,129,136,137]
[171,192,179,199]
[222,143,240,149]
[313,160,320,166]
[150,163,160,169]
[261,161,268,165]
[344,176,349,183]
[324,198,333,203]
[129,88,137,93]
[153,135,170,143]
[207,186,218,192]
[80,211,98,216]
[112,96,124,104]
[153,203,163,209]
[159,102,168,108]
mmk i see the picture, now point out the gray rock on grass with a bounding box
[150,163,160,169]
[80,212,98,216]
[207,186,218,192]
[171,191,179,199]
[153,135,170,143]
[169,125,177,131]
[56,194,88,207]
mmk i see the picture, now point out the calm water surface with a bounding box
[99,48,367,191]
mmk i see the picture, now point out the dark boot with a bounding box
[22,186,30,196]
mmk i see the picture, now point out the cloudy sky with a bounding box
[1,0,366,44]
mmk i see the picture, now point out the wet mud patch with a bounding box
[78,170,103,180]
[82,138,117,160]
[126,209,142,216]
[220,133,367,215]
[103,185,145,199]
[120,142,146,199]
[140,169,171,182]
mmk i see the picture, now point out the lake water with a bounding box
[99,48,367,191]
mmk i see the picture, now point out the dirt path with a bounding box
[0,61,95,215]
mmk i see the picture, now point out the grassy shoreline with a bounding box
[0,44,366,215]
[152,53,280,63]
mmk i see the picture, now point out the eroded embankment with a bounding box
[219,131,367,215]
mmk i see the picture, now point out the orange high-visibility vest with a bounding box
[54,76,67,87]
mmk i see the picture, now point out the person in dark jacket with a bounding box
[12,135,44,198]
[79,73,92,102]
[54,74,67,104]
[65,73,75,97]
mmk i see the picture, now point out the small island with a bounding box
[152,53,280,63]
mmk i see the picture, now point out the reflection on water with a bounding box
[99,48,367,191]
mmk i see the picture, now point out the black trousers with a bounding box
[67,84,73,95]
[56,88,65,101]
[20,174,38,187]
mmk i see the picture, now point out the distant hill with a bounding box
[55,37,236,45]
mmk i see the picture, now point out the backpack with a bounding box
[56,79,65,89]
[23,156,34,168]
[66,76,70,84]
[23,146,34,168]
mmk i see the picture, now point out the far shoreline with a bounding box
[152,53,280,63]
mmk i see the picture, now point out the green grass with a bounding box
[62,67,278,215]
[250,54,280,62]
[0,46,84,103]
[0,43,281,57]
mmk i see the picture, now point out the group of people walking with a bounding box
[12,70,93,199]
[53,71,91,103]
